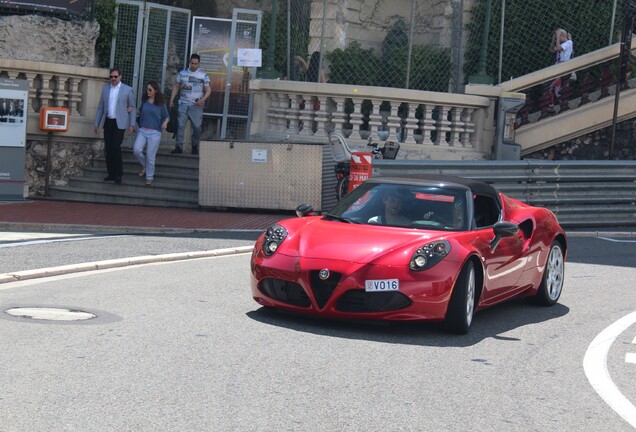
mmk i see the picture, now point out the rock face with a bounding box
[25,140,101,196]
[0,15,100,66]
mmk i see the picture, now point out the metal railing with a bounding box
[496,39,636,155]
[371,159,636,228]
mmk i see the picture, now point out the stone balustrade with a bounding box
[249,79,493,160]
[0,59,108,196]
[0,58,108,140]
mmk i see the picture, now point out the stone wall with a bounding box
[0,15,100,67]
[319,0,472,54]
[25,139,102,196]
[0,14,102,197]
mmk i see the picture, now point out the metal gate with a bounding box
[223,8,262,140]
[190,9,261,140]
[111,0,191,106]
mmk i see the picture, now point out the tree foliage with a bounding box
[326,42,382,86]
[326,41,450,91]
[94,0,117,68]
[259,0,310,78]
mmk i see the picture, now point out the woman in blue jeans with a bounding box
[134,81,169,186]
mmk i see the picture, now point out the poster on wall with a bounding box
[191,16,259,117]
[0,78,28,200]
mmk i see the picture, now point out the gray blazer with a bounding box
[94,83,136,129]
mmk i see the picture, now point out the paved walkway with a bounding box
[0,199,293,233]
[1,198,635,238]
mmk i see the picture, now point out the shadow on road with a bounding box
[566,237,636,269]
[246,298,570,347]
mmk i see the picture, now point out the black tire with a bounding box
[533,241,565,306]
[445,261,476,334]
[336,177,349,201]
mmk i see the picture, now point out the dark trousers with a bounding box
[103,118,125,178]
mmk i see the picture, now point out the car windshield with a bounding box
[326,182,468,231]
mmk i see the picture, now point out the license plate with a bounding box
[365,279,399,292]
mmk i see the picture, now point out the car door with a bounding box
[472,194,526,302]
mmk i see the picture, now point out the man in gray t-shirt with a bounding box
[169,53,211,155]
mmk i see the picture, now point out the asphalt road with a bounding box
[0,233,635,431]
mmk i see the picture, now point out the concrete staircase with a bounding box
[497,40,636,156]
[48,148,199,208]
[516,81,636,155]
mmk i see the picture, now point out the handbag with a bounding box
[166,106,178,134]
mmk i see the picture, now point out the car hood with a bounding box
[279,218,449,264]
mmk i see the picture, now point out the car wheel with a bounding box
[534,241,564,306]
[445,261,476,334]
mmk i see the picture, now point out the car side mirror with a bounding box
[296,204,314,217]
[490,221,520,251]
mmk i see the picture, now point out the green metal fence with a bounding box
[262,0,626,93]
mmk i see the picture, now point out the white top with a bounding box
[108,82,121,118]
[557,39,573,63]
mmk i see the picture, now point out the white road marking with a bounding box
[0,232,84,241]
[0,234,128,248]
[584,311,636,428]
[598,237,636,243]
[628,336,636,364]
[0,231,86,242]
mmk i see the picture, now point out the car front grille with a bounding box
[258,278,311,308]
[309,270,342,309]
[336,290,412,312]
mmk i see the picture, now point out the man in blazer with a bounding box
[93,67,136,184]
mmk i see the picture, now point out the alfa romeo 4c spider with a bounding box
[250,176,567,334]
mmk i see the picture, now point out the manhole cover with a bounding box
[4,307,96,321]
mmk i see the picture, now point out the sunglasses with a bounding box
[109,75,119,79]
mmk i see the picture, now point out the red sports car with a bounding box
[250,176,567,334]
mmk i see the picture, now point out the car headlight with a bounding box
[262,225,288,256]
[409,240,451,271]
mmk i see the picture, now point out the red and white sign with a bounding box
[347,152,373,192]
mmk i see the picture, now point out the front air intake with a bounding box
[259,278,311,307]
[309,271,342,309]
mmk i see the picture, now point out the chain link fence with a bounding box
[465,0,627,85]
[107,0,631,146]
[262,0,626,93]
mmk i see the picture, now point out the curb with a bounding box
[0,245,255,285]
[0,222,266,235]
